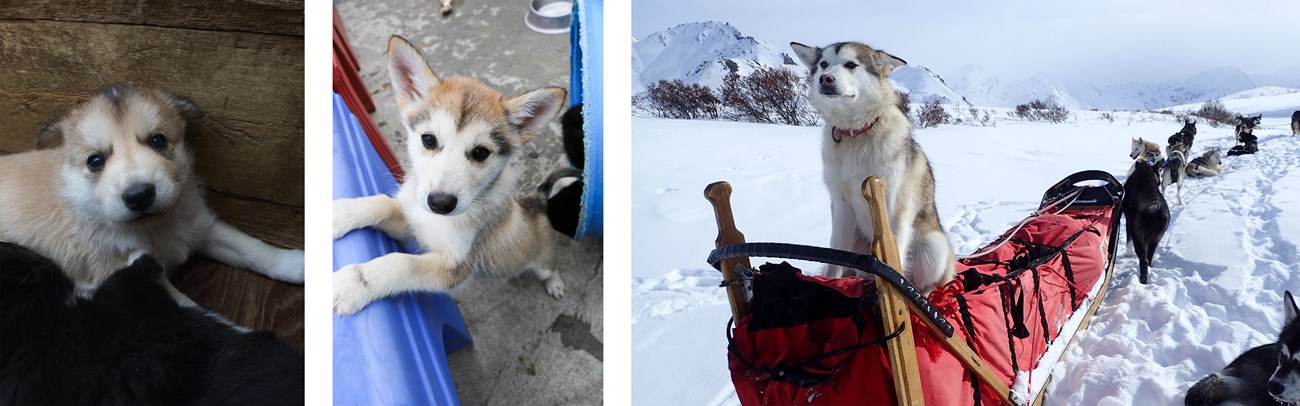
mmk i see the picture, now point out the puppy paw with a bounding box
[333,199,362,240]
[267,249,306,284]
[126,249,151,267]
[333,265,372,316]
[544,274,565,299]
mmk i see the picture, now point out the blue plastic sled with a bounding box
[332,93,472,405]
[571,0,603,239]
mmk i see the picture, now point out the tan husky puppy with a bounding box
[332,36,566,315]
[0,85,304,303]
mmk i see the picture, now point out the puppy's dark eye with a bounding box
[819,61,828,69]
[148,133,167,151]
[87,154,105,171]
[421,133,437,149]
[470,146,491,162]
[844,62,858,69]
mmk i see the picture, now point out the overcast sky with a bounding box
[632,0,1300,85]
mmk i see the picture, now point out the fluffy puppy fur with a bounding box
[0,85,303,302]
[0,242,303,404]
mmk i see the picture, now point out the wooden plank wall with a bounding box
[0,1,305,346]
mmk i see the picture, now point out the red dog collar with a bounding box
[832,117,881,143]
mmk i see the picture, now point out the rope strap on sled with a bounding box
[709,242,954,337]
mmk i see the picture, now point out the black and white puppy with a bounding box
[1187,291,1300,405]
[0,242,303,404]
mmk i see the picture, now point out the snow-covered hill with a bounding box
[632,93,1300,404]
[948,64,1289,111]
[632,22,969,106]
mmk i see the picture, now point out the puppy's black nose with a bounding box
[427,193,458,215]
[1269,380,1284,397]
[122,183,156,212]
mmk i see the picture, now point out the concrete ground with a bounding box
[335,1,602,404]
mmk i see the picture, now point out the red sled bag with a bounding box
[713,171,1123,405]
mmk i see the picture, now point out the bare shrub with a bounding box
[1100,112,1115,123]
[895,90,911,118]
[1010,97,1069,123]
[642,79,720,120]
[916,97,950,128]
[721,67,818,126]
[1191,99,1235,128]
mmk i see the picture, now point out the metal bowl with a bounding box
[525,0,571,34]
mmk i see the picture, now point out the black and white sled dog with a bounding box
[1163,141,1189,205]
[1168,118,1197,151]
[1229,114,1263,156]
[789,41,955,294]
[0,242,303,404]
[1292,111,1299,136]
[1122,159,1169,284]
[1187,149,1224,178]
[1186,291,1300,405]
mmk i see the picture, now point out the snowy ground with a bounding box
[631,99,1300,404]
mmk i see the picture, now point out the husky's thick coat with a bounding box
[332,36,567,315]
[0,85,303,302]
[1186,291,1300,405]
[1122,160,1169,284]
[789,41,955,294]
[1129,137,1164,177]
[0,242,303,404]
[1167,119,1197,151]
[1292,111,1299,136]
[1163,142,1189,205]
[1186,149,1224,178]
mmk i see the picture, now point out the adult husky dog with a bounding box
[1186,291,1300,405]
[0,85,304,304]
[1186,149,1223,178]
[1162,142,1189,205]
[1122,159,1168,284]
[1128,137,1163,177]
[1168,119,1197,151]
[1292,111,1299,136]
[789,41,954,294]
[332,36,567,315]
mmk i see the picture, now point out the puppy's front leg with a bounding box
[199,220,305,283]
[333,195,413,240]
[333,251,469,316]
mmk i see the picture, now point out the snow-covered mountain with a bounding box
[632,21,969,106]
[632,22,799,94]
[947,64,1288,110]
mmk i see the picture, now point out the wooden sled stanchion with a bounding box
[861,177,924,405]
[863,177,1021,406]
[705,181,751,322]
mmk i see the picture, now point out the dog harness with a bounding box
[831,116,881,143]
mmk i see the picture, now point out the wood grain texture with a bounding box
[0,0,304,36]
[172,257,304,347]
[0,1,304,346]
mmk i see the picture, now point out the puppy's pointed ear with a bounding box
[388,35,441,110]
[35,116,66,149]
[504,87,566,143]
[169,94,204,121]
[789,42,820,69]
[1287,291,1298,325]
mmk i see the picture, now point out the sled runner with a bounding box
[707,171,1123,405]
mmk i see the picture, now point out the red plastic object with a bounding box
[332,57,404,183]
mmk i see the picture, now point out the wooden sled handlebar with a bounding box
[705,176,1023,406]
